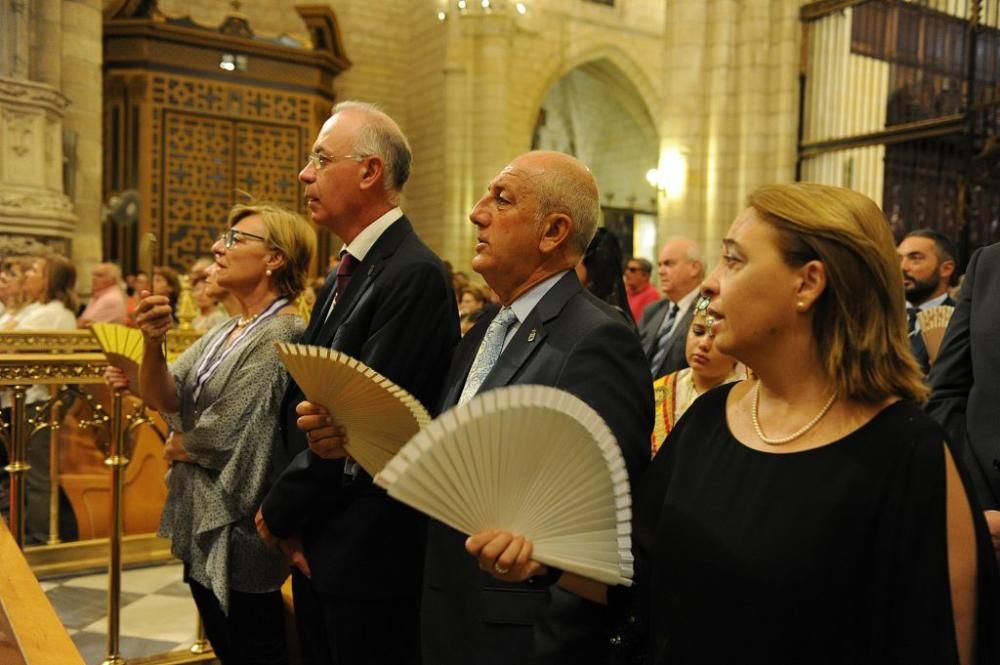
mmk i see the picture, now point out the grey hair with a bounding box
[331,101,412,198]
[665,236,705,278]
[534,165,600,258]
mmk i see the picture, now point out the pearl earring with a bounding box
[266,269,272,277]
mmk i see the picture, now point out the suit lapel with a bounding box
[642,302,668,358]
[476,272,578,395]
[303,273,337,343]
[313,217,413,349]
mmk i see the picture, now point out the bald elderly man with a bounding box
[421,151,653,665]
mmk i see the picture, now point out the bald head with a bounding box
[510,150,600,260]
[469,150,601,304]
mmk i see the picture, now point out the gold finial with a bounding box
[175,275,199,331]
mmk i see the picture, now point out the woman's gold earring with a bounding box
[266,269,273,277]
[796,300,805,310]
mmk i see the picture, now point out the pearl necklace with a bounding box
[751,381,837,445]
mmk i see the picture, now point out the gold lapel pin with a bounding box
[527,329,537,342]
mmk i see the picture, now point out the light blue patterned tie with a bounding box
[459,306,517,404]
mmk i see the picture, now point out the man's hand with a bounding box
[255,507,280,548]
[296,401,349,459]
[278,535,312,578]
[984,510,1000,557]
[466,528,545,583]
[254,508,312,578]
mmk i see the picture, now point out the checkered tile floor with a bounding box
[42,562,209,664]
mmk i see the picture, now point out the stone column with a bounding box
[0,0,80,255]
[0,76,76,253]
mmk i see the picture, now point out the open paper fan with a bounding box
[91,322,144,373]
[375,385,634,586]
[918,305,955,365]
[275,343,431,477]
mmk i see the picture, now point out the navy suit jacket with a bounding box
[638,296,694,379]
[421,271,654,665]
[927,244,1000,509]
[261,216,459,597]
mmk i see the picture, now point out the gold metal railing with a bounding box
[0,329,213,665]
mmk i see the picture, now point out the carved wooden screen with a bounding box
[103,3,350,274]
[799,0,1000,265]
[149,75,313,268]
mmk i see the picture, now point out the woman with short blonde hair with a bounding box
[107,202,316,665]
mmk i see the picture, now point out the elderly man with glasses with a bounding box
[256,101,458,665]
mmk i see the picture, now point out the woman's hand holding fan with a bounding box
[91,322,143,390]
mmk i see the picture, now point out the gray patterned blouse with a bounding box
[159,313,303,614]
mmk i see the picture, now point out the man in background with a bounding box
[638,237,703,379]
[77,262,127,326]
[624,256,659,323]
[897,228,957,375]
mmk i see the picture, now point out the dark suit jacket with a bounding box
[638,296,694,379]
[421,271,654,665]
[927,244,1000,509]
[261,216,459,597]
[911,294,956,375]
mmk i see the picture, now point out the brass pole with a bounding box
[5,385,29,548]
[47,387,63,545]
[190,617,211,655]
[101,388,128,665]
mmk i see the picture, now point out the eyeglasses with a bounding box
[305,151,367,171]
[625,266,644,273]
[219,228,269,249]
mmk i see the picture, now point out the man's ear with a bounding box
[939,259,956,283]
[358,156,386,192]
[538,212,573,255]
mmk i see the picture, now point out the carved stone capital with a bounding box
[0,189,75,216]
[0,76,70,115]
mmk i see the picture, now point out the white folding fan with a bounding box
[274,343,431,477]
[375,385,634,586]
[917,304,955,365]
[90,322,144,374]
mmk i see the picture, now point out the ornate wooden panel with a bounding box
[146,74,314,269]
[103,2,349,273]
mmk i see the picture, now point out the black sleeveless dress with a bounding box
[623,383,999,665]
